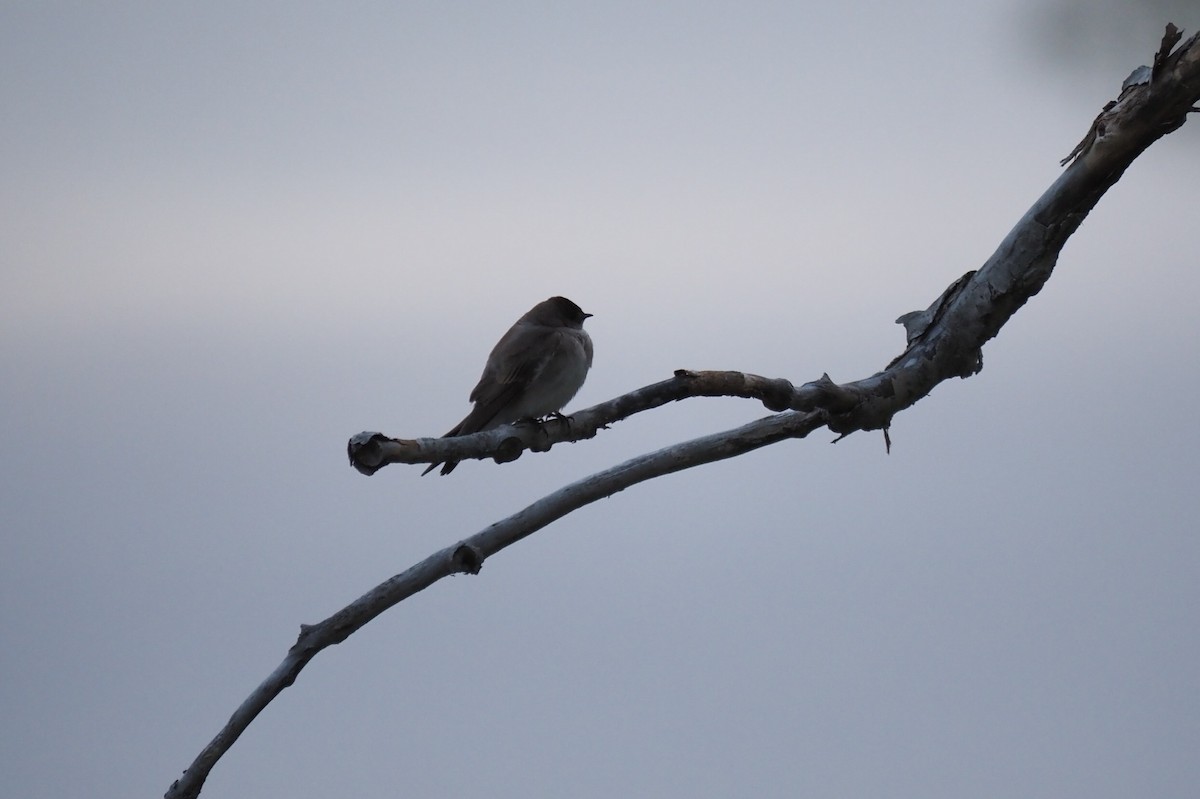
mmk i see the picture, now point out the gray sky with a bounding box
[2,3,1198,798]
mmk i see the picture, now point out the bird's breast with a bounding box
[513,330,592,419]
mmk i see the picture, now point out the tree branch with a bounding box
[349,25,1199,475]
[168,25,1200,799]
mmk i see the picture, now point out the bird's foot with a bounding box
[544,411,578,433]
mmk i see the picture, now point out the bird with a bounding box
[423,296,594,475]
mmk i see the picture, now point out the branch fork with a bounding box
[169,25,1200,799]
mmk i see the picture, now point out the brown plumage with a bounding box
[423,296,593,475]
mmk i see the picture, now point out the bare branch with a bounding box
[349,26,1200,476]
[170,411,821,799]
[169,25,1200,799]
[347,369,808,475]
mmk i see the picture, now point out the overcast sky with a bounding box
[2,3,1198,798]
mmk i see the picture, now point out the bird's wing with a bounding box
[462,325,561,431]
